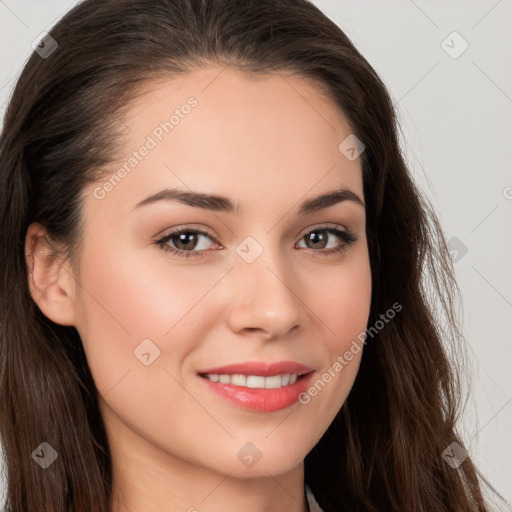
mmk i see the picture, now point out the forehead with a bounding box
[87,65,363,218]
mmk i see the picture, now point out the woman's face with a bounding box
[68,66,371,478]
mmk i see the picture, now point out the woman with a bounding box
[0,0,508,511]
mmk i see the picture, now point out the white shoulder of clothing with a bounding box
[305,483,325,512]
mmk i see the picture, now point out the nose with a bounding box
[226,248,304,341]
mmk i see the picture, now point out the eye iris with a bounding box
[306,231,327,249]
[173,232,198,250]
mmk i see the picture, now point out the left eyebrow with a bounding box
[298,188,365,214]
[131,187,365,214]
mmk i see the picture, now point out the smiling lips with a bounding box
[197,361,315,412]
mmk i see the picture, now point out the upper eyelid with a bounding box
[158,225,217,242]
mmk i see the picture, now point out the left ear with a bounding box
[25,222,78,326]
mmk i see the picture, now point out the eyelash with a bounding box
[155,224,357,259]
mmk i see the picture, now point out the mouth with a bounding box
[196,361,315,412]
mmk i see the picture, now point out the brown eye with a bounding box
[156,228,219,258]
[304,231,329,249]
[297,227,357,255]
[170,231,200,251]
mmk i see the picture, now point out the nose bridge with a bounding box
[227,237,303,338]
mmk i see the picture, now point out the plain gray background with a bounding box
[1,0,511,506]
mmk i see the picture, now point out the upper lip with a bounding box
[197,361,314,377]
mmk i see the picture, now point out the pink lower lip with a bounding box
[199,373,314,412]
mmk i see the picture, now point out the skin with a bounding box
[26,66,372,512]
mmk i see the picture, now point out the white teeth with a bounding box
[264,375,282,389]
[247,375,265,388]
[204,373,300,389]
[230,374,247,386]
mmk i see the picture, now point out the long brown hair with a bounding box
[0,1,508,510]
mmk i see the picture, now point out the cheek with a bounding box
[330,269,372,351]
[297,250,371,423]
[305,248,372,352]
[77,238,221,334]
[73,243,216,394]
